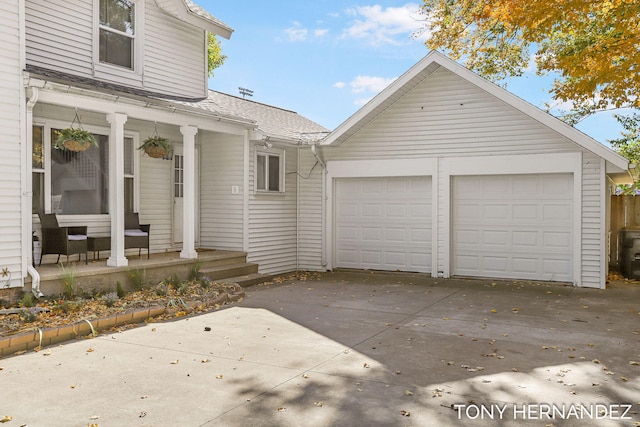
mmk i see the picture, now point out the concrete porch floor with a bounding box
[29,249,257,296]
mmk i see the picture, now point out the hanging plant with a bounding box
[139,124,171,159]
[54,110,98,152]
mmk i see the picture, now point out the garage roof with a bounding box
[320,51,630,179]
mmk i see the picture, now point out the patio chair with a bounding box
[38,212,88,265]
[125,213,150,258]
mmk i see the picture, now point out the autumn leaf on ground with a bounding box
[216,374,224,379]
[629,361,639,366]
[277,407,287,412]
[0,416,12,423]
[490,309,497,313]
[400,410,411,417]
[170,359,179,365]
[404,390,414,396]
[363,362,370,368]
[201,359,211,363]
[314,401,324,407]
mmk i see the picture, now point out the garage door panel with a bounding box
[453,174,573,282]
[335,176,431,273]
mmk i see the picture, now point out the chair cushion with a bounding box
[68,235,87,241]
[125,229,149,237]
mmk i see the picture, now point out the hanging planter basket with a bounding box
[139,124,171,159]
[54,110,98,152]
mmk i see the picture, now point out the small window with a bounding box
[99,0,135,69]
[255,148,284,193]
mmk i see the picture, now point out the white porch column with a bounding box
[180,125,198,259]
[107,112,128,267]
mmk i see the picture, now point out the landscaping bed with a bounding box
[0,274,248,356]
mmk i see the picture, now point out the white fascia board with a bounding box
[36,87,250,135]
[159,0,233,39]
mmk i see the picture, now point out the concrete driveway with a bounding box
[0,271,638,426]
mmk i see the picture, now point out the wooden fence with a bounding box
[610,195,640,269]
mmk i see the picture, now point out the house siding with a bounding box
[25,0,207,99]
[0,0,24,286]
[297,148,324,271]
[248,144,298,274]
[199,134,244,251]
[304,67,605,287]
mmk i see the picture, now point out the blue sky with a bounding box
[202,1,627,146]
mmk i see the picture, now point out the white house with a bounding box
[0,1,631,295]
[2,0,327,294]
[298,51,631,289]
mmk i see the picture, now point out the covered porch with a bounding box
[25,77,260,291]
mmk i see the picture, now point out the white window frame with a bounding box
[92,0,145,85]
[255,145,285,193]
[34,119,139,216]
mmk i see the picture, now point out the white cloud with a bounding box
[350,75,396,93]
[284,22,308,42]
[333,81,346,89]
[314,28,329,37]
[342,3,424,45]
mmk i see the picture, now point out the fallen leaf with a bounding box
[404,390,414,396]
[490,309,497,313]
[90,415,100,420]
[512,308,520,312]
[0,416,12,423]
[277,407,287,412]
[620,376,629,382]
[170,360,179,365]
[629,361,640,366]
[302,373,309,379]
[512,368,519,372]
[86,348,94,353]
[70,384,77,389]
[201,359,211,363]
[314,401,323,407]
[363,363,370,368]
[216,374,224,379]
[592,359,601,364]
[400,410,411,417]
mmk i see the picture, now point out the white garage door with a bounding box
[452,174,573,282]
[335,176,431,273]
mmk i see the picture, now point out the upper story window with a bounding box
[99,0,135,69]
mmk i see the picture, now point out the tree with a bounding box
[417,0,640,120]
[207,33,227,77]
[609,113,640,192]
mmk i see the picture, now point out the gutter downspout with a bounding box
[310,144,327,268]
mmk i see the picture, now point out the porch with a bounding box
[28,250,272,297]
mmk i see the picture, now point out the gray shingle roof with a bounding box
[184,0,233,35]
[185,91,330,143]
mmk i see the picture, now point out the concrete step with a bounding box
[222,273,275,288]
[199,262,259,281]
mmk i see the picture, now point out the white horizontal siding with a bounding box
[25,0,207,99]
[144,4,206,98]
[297,148,325,271]
[581,153,604,288]
[330,68,579,160]
[25,0,94,76]
[199,134,244,251]
[248,144,298,274]
[0,0,24,287]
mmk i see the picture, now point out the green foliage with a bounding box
[165,273,182,290]
[59,263,76,300]
[116,281,127,298]
[188,262,201,282]
[609,113,640,194]
[20,293,34,308]
[138,136,171,151]
[418,0,640,121]
[20,308,37,323]
[127,268,146,291]
[54,128,98,150]
[207,33,227,77]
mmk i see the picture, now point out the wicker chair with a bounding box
[124,213,150,258]
[38,213,88,265]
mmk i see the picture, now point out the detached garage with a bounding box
[306,51,631,289]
